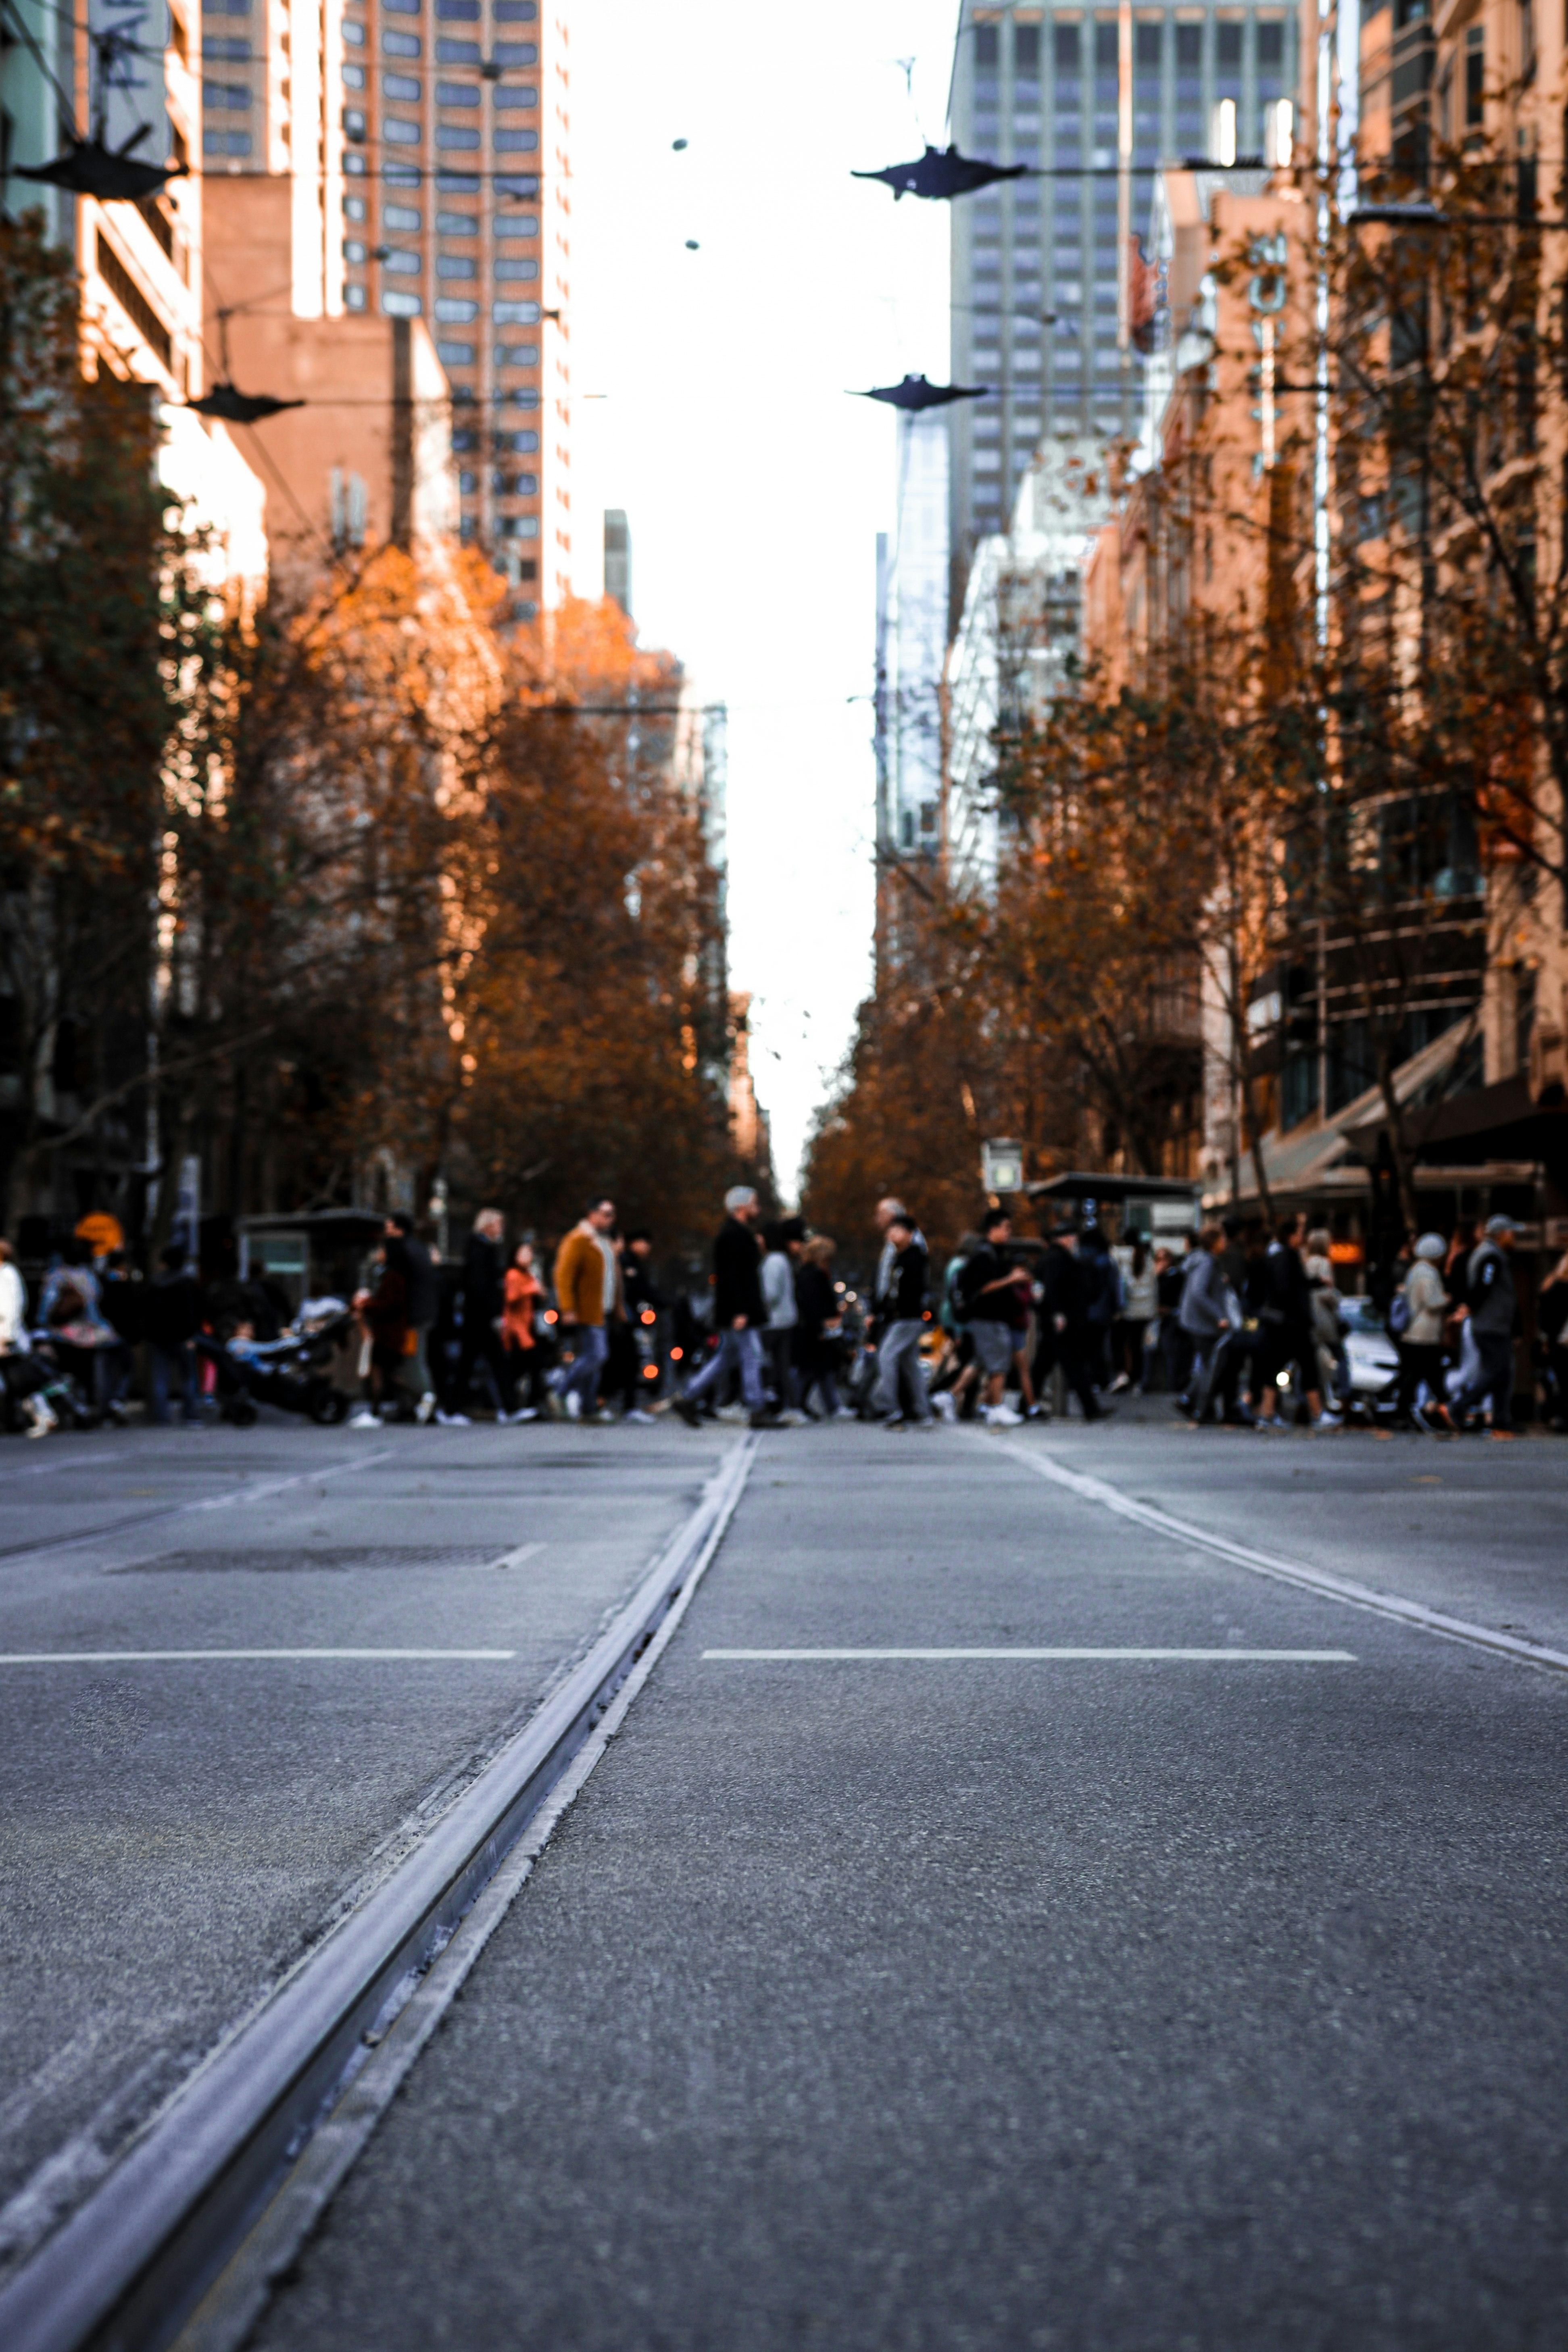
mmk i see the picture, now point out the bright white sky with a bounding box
[570,1,959,1202]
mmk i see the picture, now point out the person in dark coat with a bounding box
[1032,1225,1108,1422]
[446,1208,510,1422]
[794,1234,848,1418]
[145,1244,204,1425]
[1255,1215,1334,1428]
[673,1186,771,1426]
[386,1212,438,1421]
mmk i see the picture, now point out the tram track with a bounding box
[0,1435,757,2352]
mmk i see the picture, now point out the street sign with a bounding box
[982,1139,1024,1195]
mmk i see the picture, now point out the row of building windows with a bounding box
[974,17,1284,70]
[359,75,538,102]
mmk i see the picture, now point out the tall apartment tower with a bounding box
[329,0,569,607]
[947,1,1295,594]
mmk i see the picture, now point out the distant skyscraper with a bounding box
[947,0,1295,602]
[331,0,571,610]
[604,508,632,613]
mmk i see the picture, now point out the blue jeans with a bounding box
[150,1342,200,1424]
[685,1324,765,1413]
[1451,1328,1514,1430]
[555,1323,608,1414]
[873,1319,931,1420]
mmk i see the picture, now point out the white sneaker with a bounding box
[777,1409,807,1427]
[563,1390,582,1420]
[984,1404,1022,1427]
[715,1403,749,1424]
[24,1397,56,1438]
[349,1408,381,1428]
[436,1410,471,1427]
[416,1391,437,1425]
[1314,1411,1343,1430]
[932,1392,957,1423]
[833,1405,857,1420]
[623,1408,655,1424]
[511,1406,540,1422]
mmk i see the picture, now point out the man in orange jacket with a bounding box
[551,1195,619,1420]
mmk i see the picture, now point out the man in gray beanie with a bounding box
[1394,1232,1451,1432]
[1450,1215,1520,1436]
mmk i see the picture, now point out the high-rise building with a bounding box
[603,507,630,613]
[947,0,1296,604]
[328,0,570,610]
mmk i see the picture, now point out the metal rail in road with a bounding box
[0,1436,758,2352]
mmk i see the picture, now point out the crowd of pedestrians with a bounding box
[3,1186,1565,1439]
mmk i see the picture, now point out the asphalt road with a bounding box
[0,1424,726,2281]
[241,1412,1568,2352]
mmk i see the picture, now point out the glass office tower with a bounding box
[948,1,1295,595]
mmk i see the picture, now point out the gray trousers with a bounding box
[874,1318,930,1420]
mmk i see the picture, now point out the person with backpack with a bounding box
[1393,1233,1451,1431]
[948,1207,1032,1428]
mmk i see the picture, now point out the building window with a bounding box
[1136,20,1161,65]
[494,427,539,452]
[384,117,421,144]
[437,35,479,60]
[493,85,538,108]
[344,281,366,309]
[494,255,538,279]
[1015,20,1039,71]
[205,33,250,57]
[437,79,478,104]
[343,14,364,39]
[203,127,254,154]
[495,127,539,150]
[493,0,536,15]
[435,296,478,319]
[435,0,480,16]
[203,78,251,108]
[459,469,476,493]
[492,305,537,329]
[491,40,536,64]
[439,340,475,365]
[1258,19,1284,65]
[382,246,421,271]
[342,62,365,88]
[1464,27,1484,125]
[382,289,422,315]
[384,201,421,227]
[494,469,537,493]
[383,72,421,97]
[438,125,481,146]
[344,237,367,262]
[497,213,538,238]
[437,252,475,276]
[975,22,999,67]
[383,28,420,54]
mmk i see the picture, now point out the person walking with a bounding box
[440,1208,509,1424]
[1394,1234,1451,1432]
[1255,1216,1337,1430]
[872,1211,934,1427]
[551,1196,619,1422]
[1450,1214,1520,1437]
[1154,1242,1189,1395]
[1538,1246,1568,1429]
[1032,1223,1105,1422]
[0,1239,56,1437]
[145,1244,205,1426]
[761,1218,805,1421]
[617,1230,664,1422]
[351,1241,409,1425]
[673,1186,771,1426]
[1176,1226,1231,1421]
[949,1207,1031,1427]
[794,1235,849,1418]
[385,1214,438,1424]
[1111,1237,1156,1393]
[501,1241,546,1420]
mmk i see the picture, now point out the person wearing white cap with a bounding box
[1450,1215,1520,1436]
[1394,1233,1451,1432]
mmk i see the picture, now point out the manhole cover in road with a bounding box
[111,1547,500,1574]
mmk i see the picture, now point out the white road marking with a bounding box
[0,1648,515,1664]
[484,1541,546,1571]
[702,1647,1356,1662]
[993,1439,1568,1674]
